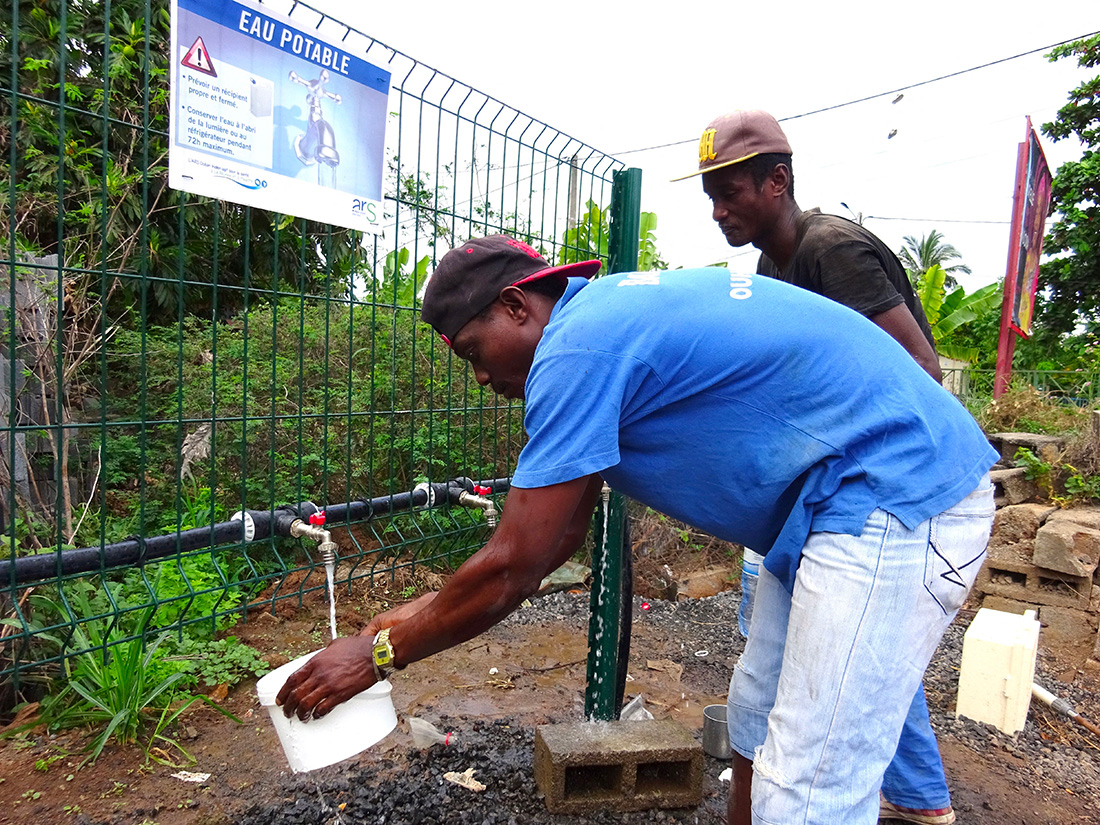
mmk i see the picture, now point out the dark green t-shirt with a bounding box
[756,209,936,350]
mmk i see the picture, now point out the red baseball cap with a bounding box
[420,235,601,345]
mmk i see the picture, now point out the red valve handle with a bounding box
[473,485,491,496]
[309,510,326,526]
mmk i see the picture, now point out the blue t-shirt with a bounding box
[510,268,998,590]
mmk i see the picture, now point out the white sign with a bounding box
[169,0,390,233]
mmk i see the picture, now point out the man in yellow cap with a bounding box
[678,110,955,825]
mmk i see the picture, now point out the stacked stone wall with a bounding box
[976,433,1100,680]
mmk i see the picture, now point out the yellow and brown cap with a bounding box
[672,110,792,181]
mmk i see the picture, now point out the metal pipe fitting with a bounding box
[290,520,338,566]
[456,491,499,528]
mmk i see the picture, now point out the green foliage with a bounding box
[1015,446,1100,506]
[559,201,668,270]
[15,590,240,766]
[1015,446,1052,483]
[1036,35,1100,342]
[915,265,1001,362]
[98,285,518,519]
[899,230,971,290]
[156,635,269,689]
[1064,464,1100,501]
[560,201,610,263]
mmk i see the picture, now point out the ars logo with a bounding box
[351,198,378,222]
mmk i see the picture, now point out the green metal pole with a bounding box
[585,167,641,721]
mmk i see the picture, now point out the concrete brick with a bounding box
[1047,505,1100,532]
[989,504,1058,563]
[534,720,702,814]
[987,432,1065,465]
[990,467,1041,505]
[1032,519,1100,578]
[980,595,1040,615]
[973,556,1092,609]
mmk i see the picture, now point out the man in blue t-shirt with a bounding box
[277,235,996,825]
[678,109,958,825]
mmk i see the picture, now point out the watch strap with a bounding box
[372,628,395,680]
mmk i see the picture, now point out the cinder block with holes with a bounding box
[973,555,1091,609]
[534,720,702,814]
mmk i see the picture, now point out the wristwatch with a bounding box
[372,628,396,680]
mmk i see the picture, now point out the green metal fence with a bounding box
[0,0,626,704]
[943,367,1100,411]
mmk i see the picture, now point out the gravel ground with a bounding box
[234,591,1100,825]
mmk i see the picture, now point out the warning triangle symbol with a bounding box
[181,36,217,77]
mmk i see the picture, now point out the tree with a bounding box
[898,230,971,290]
[916,265,1001,362]
[1035,34,1100,342]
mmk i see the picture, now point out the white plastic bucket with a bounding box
[256,650,398,772]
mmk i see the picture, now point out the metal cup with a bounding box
[702,704,732,760]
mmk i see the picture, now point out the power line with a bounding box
[865,216,1010,225]
[610,30,1099,157]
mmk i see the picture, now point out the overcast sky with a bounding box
[310,0,1098,293]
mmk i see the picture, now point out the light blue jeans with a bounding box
[739,555,953,810]
[728,477,993,824]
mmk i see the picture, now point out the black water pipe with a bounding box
[0,477,511,587]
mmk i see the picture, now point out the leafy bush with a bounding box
[1015,445,1100,506]
[7,591,241,766]
[155,635,269,690]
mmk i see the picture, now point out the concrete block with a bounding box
[989,504,1058,563]
[1032,519,1100,578]
[980,595,1040,615]
[957,608,1040,734]
[990,467,1041,505]
[973,556,1091,609]
[987,432,1064,465]
[1047,505,1100,532]
[534,720,702,814]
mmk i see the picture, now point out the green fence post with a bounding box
[584,167,642,721]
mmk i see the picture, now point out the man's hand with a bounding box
[360,591,438,639]
[277,593,438,721]
[276,635,377,721]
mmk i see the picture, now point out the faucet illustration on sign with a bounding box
[288,69,341,185]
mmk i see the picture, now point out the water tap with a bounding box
[290,509,338,566]
[457,486,499,528]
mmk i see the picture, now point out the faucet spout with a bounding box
[290,520,338,566]
[456,491,499,528]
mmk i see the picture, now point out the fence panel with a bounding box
[0,0,623,699]
[943,367,1100,412]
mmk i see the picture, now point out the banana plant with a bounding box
[917,264,1001,362]
[383,247,432,307]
